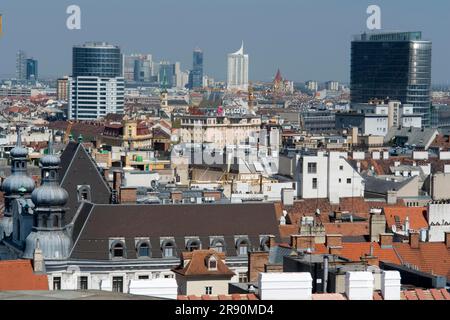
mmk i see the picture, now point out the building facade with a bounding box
[69,42,124,120]
[189,48,203,89]
[227,42,249,92]
[26,58,38,80]
[351,32,432,127]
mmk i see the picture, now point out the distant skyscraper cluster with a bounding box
[68,42,124,120]
[16,50,38,81]
[227,42,249,91]
[351,31,432,127]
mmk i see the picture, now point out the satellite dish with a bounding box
[315,209,321,216]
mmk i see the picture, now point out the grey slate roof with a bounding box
[363,175,416,197]
[69,202,281,260]
[384,127,438,149]
[59,142,112,224]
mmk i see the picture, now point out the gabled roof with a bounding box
[172,249,235,277]
[59,142,111,224]
[0,260,48,290]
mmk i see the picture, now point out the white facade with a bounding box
[297,152,364,204]
[363,116,388,136]
[227,42,249,91]
[427,203,450,242]
[68,76,125,120]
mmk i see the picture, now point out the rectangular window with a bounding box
[347,178,352,184]
[307,162,317,174]
[53,277,61,291]
[205,286,213,295]
[338,178,342,183]
[138,275,149,280]
[238,272,248,283]
[164,274,174,279]
[78,276,88,290]
[112,276,123,293]
[312,178,318,189]
[339,165,344,171]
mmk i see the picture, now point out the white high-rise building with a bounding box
[227,41,249,92]
[68,77,124,120]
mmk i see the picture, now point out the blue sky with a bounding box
[0,0,449,83]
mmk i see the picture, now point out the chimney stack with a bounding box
[345,272,374,300]
[409,231,420,249]
[379,233,394,248]
[381,271,401,300]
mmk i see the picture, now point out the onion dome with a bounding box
[31,184,68,207]
[31,137,68,207]
[10,145,29,158]
[1,175,36,195]
[40,154,61,167]
[10,128,28,158]
[1,128,35,195]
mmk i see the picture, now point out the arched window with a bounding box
[112,242,124,258]
[137,242,150,258]
[211,239,225,253]
[236,238,249,256]
[186,239,201,252]
[162,241,175,258]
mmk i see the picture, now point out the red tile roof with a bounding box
[384,206,428,231]
[337,242,401,265]
[323,222,369,237]
[172,249,235,277]
[393,242,450,279]
[0,260,48,290]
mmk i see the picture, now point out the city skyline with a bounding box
[0,0,450,83]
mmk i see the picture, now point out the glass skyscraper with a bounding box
[189,48,203,89]
[69,42,124,120]
[26,58,38,80]
[351,32,432,127]
[72,42,122,78]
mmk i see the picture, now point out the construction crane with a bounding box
[63,121,74,144]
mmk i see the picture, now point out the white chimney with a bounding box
[128,278,178,300]
[381,271,401,300]
[258,272,312,300]
[345,271,374,300]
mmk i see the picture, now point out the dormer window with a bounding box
[236,238,250,256]
[162,240,176,258]
[186,239,201,252]
[112,242,125,258]
[207,256,218,271]
[137,242,150,258]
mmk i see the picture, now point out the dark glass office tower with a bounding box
[189,48,203,89]
[351,32,432,126]
[72,42,122,77]
[26,58,38,80]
